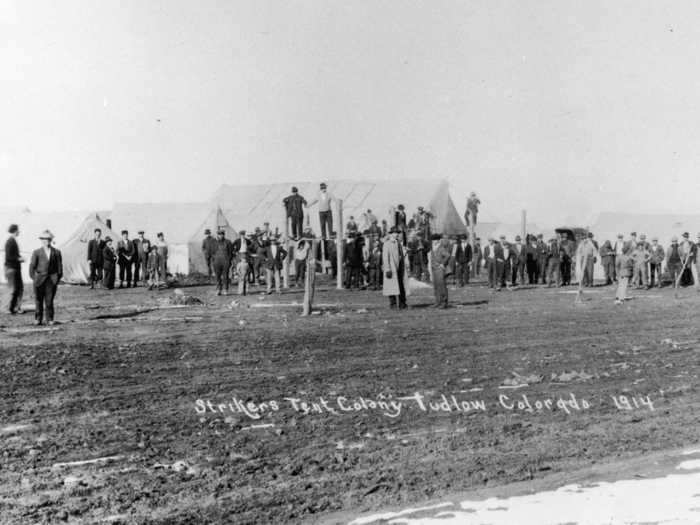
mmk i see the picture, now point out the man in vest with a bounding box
[649,237,665,288]
[306,182,335,239]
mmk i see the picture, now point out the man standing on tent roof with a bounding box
[87,228,105,290]
[28,230,62,326]
[5,224,24,314]
[306,182,336,239]
[202,228,217,282]
[283,186,307,240]
[117,230,134,289]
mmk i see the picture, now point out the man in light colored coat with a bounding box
[382,227,410,309]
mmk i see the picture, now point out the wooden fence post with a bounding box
[336,198,344,289]
[302,239,318,316]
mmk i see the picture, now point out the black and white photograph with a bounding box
[2,1,700,523]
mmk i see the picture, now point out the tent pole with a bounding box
[282,203,290,289]
[337,198,344,290]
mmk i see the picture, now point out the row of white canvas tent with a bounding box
[1,179,468,284]
[9,182,693,286]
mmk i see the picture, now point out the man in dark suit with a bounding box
[283,186,307,240]
[133,230,149,287]
[483,237,504,290]
[455,234,472,286]
[5,223,24,314]
[102,237,117,289]
[87,228,105,289]
[212,229,233,296]
[264,237,287,294]
[117,230,135,288]
[201,229,217,281]
[28,230,63,325]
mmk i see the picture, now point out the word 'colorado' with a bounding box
[194,392,654,420]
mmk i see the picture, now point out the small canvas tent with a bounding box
[212,179,467,237]
[58,213,120,284]
[110,203,236,275]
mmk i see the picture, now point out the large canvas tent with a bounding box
[0,208,87,283]
[212,179,467,237]
[110,203,236,275]
[59,213,120,284]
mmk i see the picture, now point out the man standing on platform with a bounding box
[5,224,24,314]
[201,228,217,282]
[283,186,307,240]
[29,230,62,326]
[87,228,105,289]
[117,230,134,289]
[382,227,409,309]
[306,182,335,239]
[465,192,481,226]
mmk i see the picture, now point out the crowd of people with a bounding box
[7,181,700,322]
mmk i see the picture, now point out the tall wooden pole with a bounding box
[282,203,290,289]
[336,198,344,289]
[302,239,318,316]
[521,210,527,242]
[470,213,476,278]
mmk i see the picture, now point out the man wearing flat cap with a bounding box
[201,228,217,282]
[283,186,307,240]
[306,182,335,239]
[102,237,117,290]
[29,230,63,325]
[117,230,135,288]
[5,224,24,314]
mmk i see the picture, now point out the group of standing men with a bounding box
[86,229,169,290]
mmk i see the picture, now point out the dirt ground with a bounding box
[1,275,699,524]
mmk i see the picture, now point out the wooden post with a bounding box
[302,239,318,316]
[521,209,527,242]
[470,213,476,278]
[336,198,344,289]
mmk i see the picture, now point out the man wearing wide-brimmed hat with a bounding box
[28,230,63,325]
[201,228,216,282]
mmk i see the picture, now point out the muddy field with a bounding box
[1,276,699,524]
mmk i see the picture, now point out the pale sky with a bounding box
[2,0,700,226]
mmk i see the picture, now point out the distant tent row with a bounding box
[2,180,469,283]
